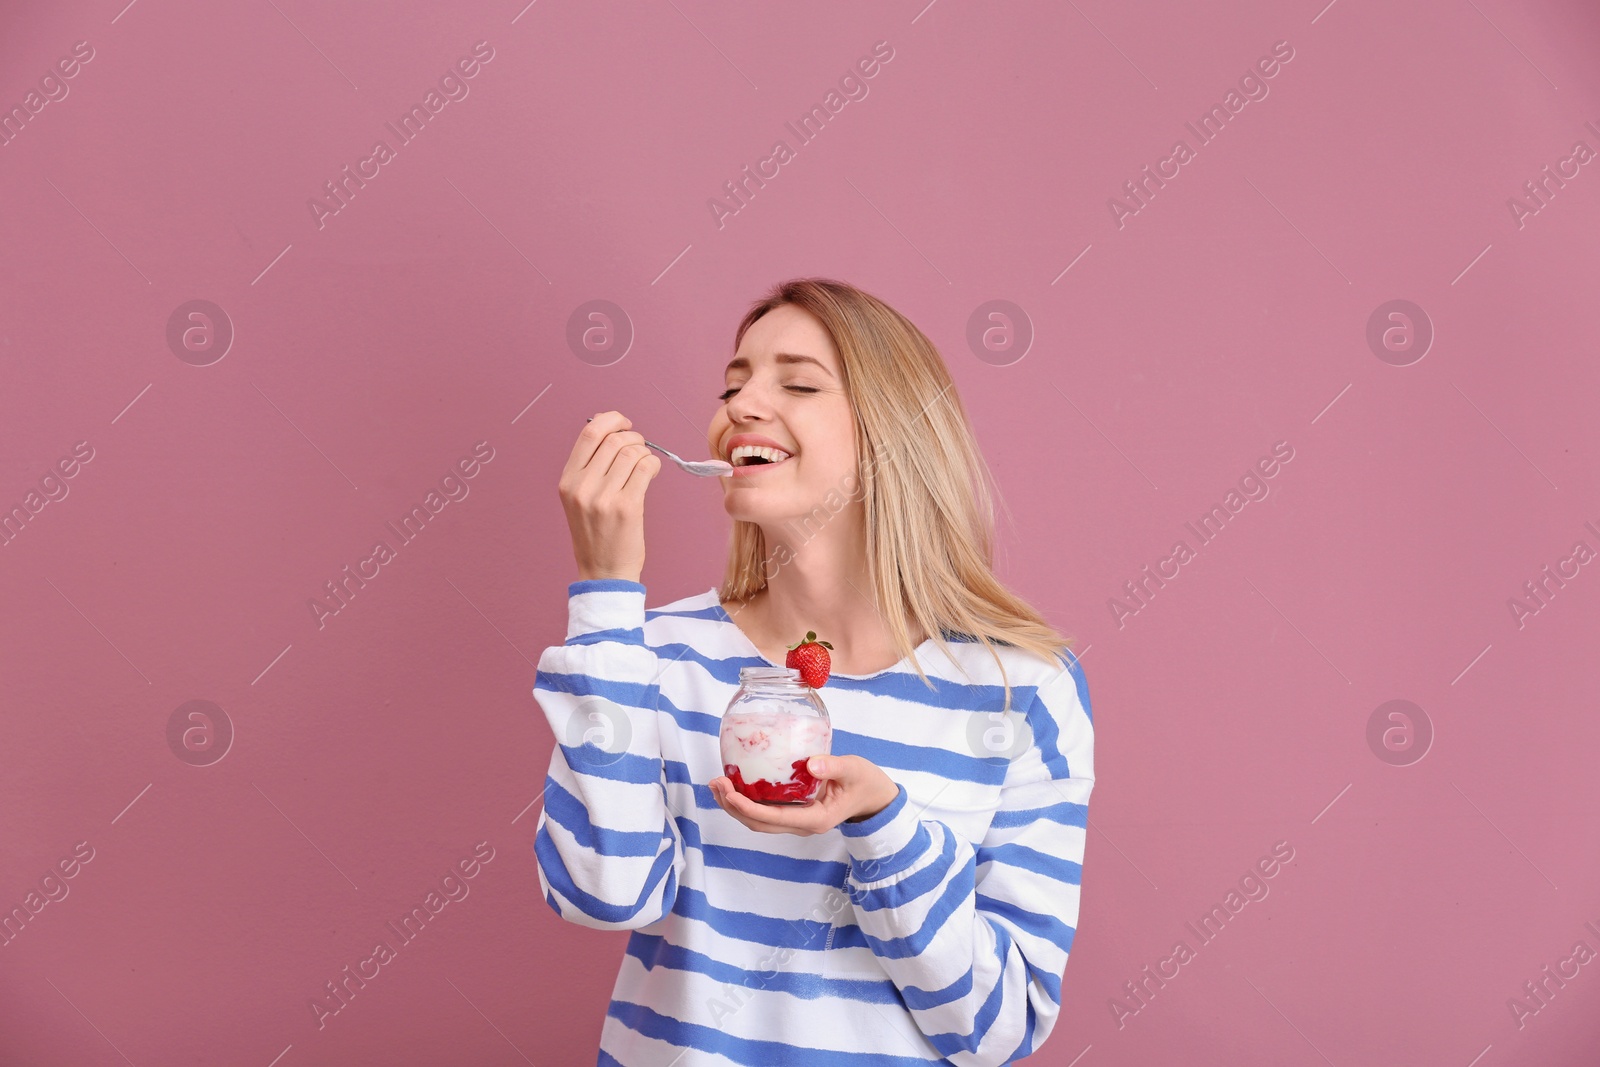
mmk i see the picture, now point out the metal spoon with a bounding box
[585,418,733,477]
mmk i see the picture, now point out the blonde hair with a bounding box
[718,277,1074,703]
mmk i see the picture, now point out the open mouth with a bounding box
[729,444,793,470]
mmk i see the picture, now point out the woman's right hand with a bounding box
[558,411,662,582]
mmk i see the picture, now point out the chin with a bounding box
[721,489,803,530]
[721,498,779,526]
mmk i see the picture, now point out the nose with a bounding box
[723,378,774,423]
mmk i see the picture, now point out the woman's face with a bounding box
[707,304,860,534]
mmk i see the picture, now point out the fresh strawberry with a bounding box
[785,631,834,688]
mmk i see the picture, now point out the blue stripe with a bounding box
[1005,991,1038,1064]
[646,642,767,681]
[662,759,717,811]
[850,822,931,884]
[536,670,658,711]
[555,745,661,784]
[534,820,678,926]
[851,827,955,912]
[649,671,1036,790]
[898,954,974,1011]
[975,842,1083,887]
[674,814,848,886]
[542,778,664,857]
[822,672,1022,713]
[671,887,836,951]
[624,932,903,1005]
[859,852,976,960]
[571,579,645,595]
[1022,946,1063,1004]
[839,783,907,839]
[661,740,998,803]
[1062,647,1092,727]
[927,924,1009,1058]
[646,603,728,621]
[660,724,1064,791]
[976,892,1076,955]
[646,638,1022,713]
[1020,684,1074,780]
[838,733,1004,786]
[989,798,1087,830]
[657,694,721,737]
[607,1000,934,1067]
[568,626,645,646]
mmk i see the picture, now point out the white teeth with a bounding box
[730,445,792,466]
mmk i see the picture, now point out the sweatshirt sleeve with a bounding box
[531,580,686,931]
[835,653,1095,1066]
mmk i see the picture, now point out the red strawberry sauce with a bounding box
[724,759,820,804]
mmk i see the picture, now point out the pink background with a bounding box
[3,0,1598,1063]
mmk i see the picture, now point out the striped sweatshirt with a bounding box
[531,580,1095,1066]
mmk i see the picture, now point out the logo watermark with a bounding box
[1108,39,1295,230]
[707,40,895,230]
[1108,839,1295,1027]
[565,299,633,367]
[308,42,495,230]
[560,697,633,770]
[308,441,495,629]
[166,299,234,366]
[1507,921,1600,1030]
[1365,299,1433,367]
[309,841,496,1029]
[0,40,95,149]
[1365,699,1432,767]
[0,440,95,550]
[1506,521,1598,630]
[966,300,1033,367]
[0,841,96,949]
[757,445,893,581]
[167,699,234,767]
[1108,440,1295,628]
[1506,121,1599,230]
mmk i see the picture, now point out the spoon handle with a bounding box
[583,417,690,469]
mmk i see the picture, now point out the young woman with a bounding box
[532,278,1095,1065]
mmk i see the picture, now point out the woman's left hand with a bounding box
[710,755,900,836]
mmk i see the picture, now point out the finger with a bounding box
[569,428,643,505]
[718,785,776,823]
[584,430,645,483]
[714,780,746,814]
[619,452,661,499]
[724,794,817,832]
[602,443,654,493]
[715,790,766,831]
[566,411,631,472]
[805,754,852,782]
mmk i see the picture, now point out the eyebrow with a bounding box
[724,352,834,375]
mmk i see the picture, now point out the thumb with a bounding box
[807,754,844,779]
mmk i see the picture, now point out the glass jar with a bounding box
[719,666,832,805]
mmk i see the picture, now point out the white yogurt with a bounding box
[720,709,832,784]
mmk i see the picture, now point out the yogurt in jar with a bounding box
[721,709,832,804]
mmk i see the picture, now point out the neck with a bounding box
[729,509,918,674]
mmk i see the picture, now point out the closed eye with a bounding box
[716,384,820,400]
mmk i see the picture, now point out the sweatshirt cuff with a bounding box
[565,581,646,642]
[838,783,927,881]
